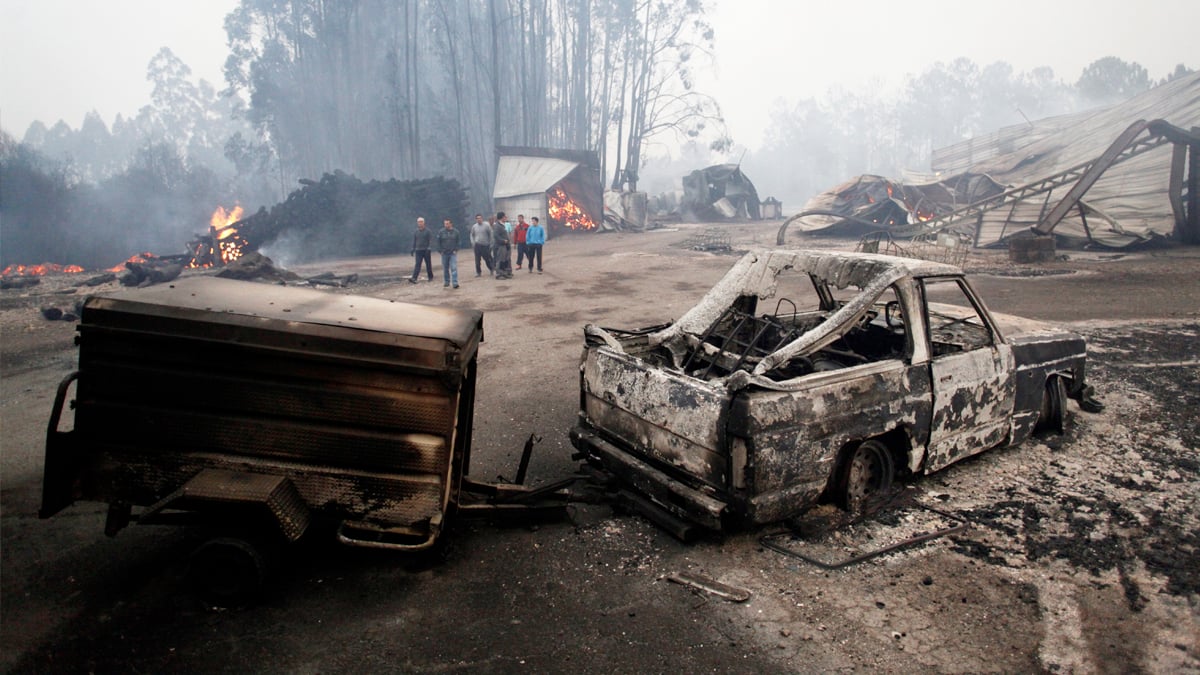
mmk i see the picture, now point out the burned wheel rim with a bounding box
[841,440,895,510]
[1036,376,1067,434]
[190,537,267,607]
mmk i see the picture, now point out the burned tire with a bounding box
[837,439,895,511]
[1036,375,1068,435]
[189,537,268,607]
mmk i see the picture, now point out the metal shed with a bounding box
[492,146,603,233]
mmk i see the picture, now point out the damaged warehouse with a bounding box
[779,72,1200,249]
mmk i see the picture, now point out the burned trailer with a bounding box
[571,250,1099,534]
[41,277,491,595]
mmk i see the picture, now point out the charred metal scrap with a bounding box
[778,174,1004,241]
[681,164,763,221]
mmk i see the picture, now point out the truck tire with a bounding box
[1036,375,1067,435]
[189,537,269,607]
[837,439,895,511]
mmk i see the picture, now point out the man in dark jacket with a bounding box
[408,217,433,283]
[436,217,461,289]
[491,213,512,279]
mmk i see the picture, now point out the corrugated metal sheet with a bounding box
[964,73,1200,246]
[495,195,549,231]
[492,156,581,199]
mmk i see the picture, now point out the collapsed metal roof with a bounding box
[681,164,762,220]
[786,73,1200,248]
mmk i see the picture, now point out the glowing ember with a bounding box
[548,188,597,231]
[108,252,156,273]
[1,263,86,277]
[188,205,248,268]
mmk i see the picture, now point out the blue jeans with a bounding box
[441,250,458,286]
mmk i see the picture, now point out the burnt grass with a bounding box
[947,323,1200,603]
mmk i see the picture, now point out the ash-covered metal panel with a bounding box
[492,156,581,199]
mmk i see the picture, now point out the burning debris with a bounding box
[548,187,598,230]
[1,263,85,277]
[778,174,1004,241]
[188,205,249,268]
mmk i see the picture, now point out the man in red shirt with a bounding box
[513,214,531,270]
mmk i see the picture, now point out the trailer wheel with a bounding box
[838,439,895,511]
[1036,375,1067,435]
[190,537,268,607]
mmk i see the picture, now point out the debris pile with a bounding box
[681,164,762,221]
[215,252,300,284]
[231,171,470,264]
[780,173,1004,240]
[675,228,733,253]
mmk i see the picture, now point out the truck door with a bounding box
[921,277,1015,473]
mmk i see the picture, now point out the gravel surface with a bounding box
[2,223,1197,673]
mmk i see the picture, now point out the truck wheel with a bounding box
[189,537,268,607]
[839,440,895,511]
[1036,376,1067,435]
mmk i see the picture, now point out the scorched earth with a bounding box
[1,221,1197,673]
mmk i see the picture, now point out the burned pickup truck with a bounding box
[571,249,1098,533]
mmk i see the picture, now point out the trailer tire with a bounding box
[190,537,268,607]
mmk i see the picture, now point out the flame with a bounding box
[108,252,155,273]
[188,205,248,267]
[1,263,86,277]
[211,205,244,232]
[547,188,597,231]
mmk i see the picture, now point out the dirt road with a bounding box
[2,223,1197,672]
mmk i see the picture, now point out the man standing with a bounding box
[436,217,460,289]
[408,217,433,284]
[491,213,512,279]
[513,214,531,270]
[525,216,546,274]
[470,213,494,276]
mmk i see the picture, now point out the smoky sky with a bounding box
[2,0,1197,152]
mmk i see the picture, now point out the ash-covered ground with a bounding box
[2,223,1197,673]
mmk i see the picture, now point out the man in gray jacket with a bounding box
[470,213,494,277]
[408,217,433,284]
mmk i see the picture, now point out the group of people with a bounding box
[408,211,545,288]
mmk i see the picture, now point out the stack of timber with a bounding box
[237,171,470,263]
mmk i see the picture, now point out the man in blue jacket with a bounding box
[525,216,546,274]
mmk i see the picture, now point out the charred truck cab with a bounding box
[42,277,484,570]
[571,249,1097,534]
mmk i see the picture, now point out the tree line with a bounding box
[1,0,1192,268]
